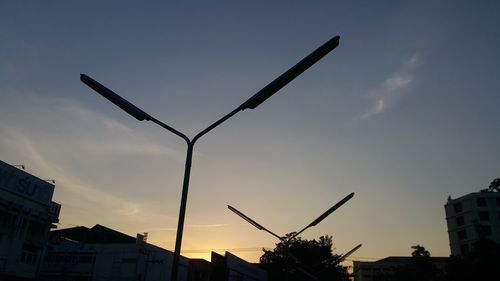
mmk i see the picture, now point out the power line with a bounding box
[343,256,382,261]
[182,247,273,253]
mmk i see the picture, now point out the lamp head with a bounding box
[240,36,340,110]
[309,192,354,227]
[80,74,151,121]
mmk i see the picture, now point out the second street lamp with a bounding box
[228,192,355,243]
[81,35,340,281]
[228,192,358,280]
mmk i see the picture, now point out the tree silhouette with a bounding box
[411,245,430,259]
[375,245,439,281]
[260,233,349,281]
[488,178,500,192]
[446,239,500,281]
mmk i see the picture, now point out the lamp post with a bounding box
[228,192,356,280]
[228,192,354,242]
[81,35,339,281]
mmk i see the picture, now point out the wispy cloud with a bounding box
[359,53,421,119]
[0,122,173,219]
[2,128,145,214]
[56,100,179,157]
[0,91,183,232]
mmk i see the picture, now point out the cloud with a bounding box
[0,91,184,233]
[0,122,173,216]
[359,54,421,119]
[55,100,179,157]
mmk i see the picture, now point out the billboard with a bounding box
[0,160,54,206]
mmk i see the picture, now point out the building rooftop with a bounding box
[374,256,449,264]
[50,224,136,244]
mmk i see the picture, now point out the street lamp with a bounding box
[228,192,356,280]
[81,35,340,281]
[336,243,362,263]
[289,192,355,240]
[229,192,354,242]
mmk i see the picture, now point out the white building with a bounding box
[40,224,189,281]
[0,160,61,280]
[444,190,500,256]
[352,256,448,281]
[40,225,267,281]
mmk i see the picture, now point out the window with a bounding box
[483,225,492,236]
[72,275,92,281]
[78,255,96,264]
[17,217,27,238]
[476,224,493,238]
[454,203,463,213]
[20,243,40,265]
[0,211,16,235]
[496,197,500,206]
[479,211,489,221]
[458,230,467,240]
[121,258,137,263]
[460,244,469,255]
[477,197,486,207]
[456,216,465,227]
[26,221,46,242]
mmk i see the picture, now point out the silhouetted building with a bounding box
[444,190,500,256]
[352,256,448,281]
[0,160,60,280]
[187,259,211,281]
[210,252,267,281]
[40,224,189,281]
[40,224,266,281]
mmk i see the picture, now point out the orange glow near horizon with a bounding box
[150,238,266,263]
[181,248,264,263]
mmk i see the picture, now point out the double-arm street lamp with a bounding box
[228,192,360,280]
[81,35,340,281]
[228,192,355,241]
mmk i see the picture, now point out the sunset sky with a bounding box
[1,1,499,264]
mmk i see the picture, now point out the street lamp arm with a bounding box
[289,192,355,240]
[80,74,152,121]
[194,36,340,143]
[227,205,282,240]
[336,243,362,263]
[80,74,190,144]
[149,117,190,144]
[239,35,340,110]
[285,250,320,281]
[308,192,354,227]
[192,107,241,144]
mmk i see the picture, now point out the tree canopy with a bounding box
[446,239,500,281]
[372,245,440,281]
[488,178,500,192]
[260,233,349,281]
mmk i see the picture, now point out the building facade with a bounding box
[210,252,267,281]
[352,257,448,281]
[0,160,60,280]
[40,224,189,281]
[40,225,267,281]
[444,190,500,256]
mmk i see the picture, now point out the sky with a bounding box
[1,1,499,264]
